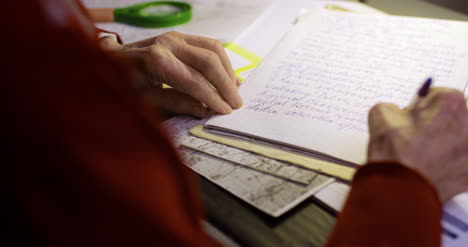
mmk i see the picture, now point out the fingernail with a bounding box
[236,78,243,86]
[222,102,233,114]
[232,93,243,108]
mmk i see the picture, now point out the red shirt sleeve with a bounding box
[4,1,219,246]
[325,162,442,247]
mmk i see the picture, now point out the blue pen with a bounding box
[418,78,433,97]
[411,78,432,107]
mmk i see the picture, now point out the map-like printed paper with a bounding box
[163,116,334,217]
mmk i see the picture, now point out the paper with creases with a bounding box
[164,116,334,217]
[180,136,318,185]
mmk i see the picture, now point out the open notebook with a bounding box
[206,10,468,165]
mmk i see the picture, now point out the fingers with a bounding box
[182,34,238,86]
[172,44,242,109]
[428,88,466,112]
[236,77,243,86]
[410,87,463,110]
[148,46,233,114]
[138,32,242,113]
[407,88,466,124]
[147,87,207,118]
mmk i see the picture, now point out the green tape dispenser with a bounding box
[88,1,192,28]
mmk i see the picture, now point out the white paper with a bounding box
[227,0,385,80]
[231,0,385,59]
[207,11,468,164]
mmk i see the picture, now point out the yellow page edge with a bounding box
[190,125,355,181]
[224,42,263,81]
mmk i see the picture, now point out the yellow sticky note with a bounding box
[224,43,263,81]
[325,4,355,13]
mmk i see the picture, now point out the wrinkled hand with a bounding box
[100,31,243,118]
[367,87,468,202]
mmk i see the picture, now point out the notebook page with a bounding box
[207,11,468,164]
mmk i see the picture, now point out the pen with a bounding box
[418,77,432,97]
[411,77,432,107]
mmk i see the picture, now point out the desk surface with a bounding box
[200,1,468,246]
[201,177,335,247]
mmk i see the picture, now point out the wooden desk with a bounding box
[198,1,468,246]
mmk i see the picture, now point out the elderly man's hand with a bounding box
[367,87,468,202]
[100,31,243,118]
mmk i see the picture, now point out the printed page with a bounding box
[207,10,468,164]
[163,116,334,217]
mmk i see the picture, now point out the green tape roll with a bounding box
[114,1,192,28]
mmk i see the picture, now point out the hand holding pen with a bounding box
[367,78,468,202]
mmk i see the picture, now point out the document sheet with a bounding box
[207,11,468,164]
[163,116,334,217]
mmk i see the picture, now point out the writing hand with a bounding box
[100,31,243,118]
[367,87,468,202]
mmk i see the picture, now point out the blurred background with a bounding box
[427,0,468,14]
[364,0,468,19]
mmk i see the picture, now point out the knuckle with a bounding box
[443,90,465,104]
[431,88,458,100]
[149,46,167,62]
[155,32,181,44]
[200,50,219,66]
[368,103,400,124]
[166,31,181,37]
[435,90,466,112]
[208,39,224,50]
[154,34,167,43]
[180,79,205,94]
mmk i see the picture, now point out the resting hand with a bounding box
[367,87,468,202]
[100,31,243,118]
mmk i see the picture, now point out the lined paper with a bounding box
[207,11,468,164]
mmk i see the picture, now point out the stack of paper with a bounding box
[166,2,468,246]
[207,10,468,165]
[163,1,383,217]
[164,116,334,217]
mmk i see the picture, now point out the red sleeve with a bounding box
[325,163,442,247]
[4,1,219,246]
[75,0,124,43]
